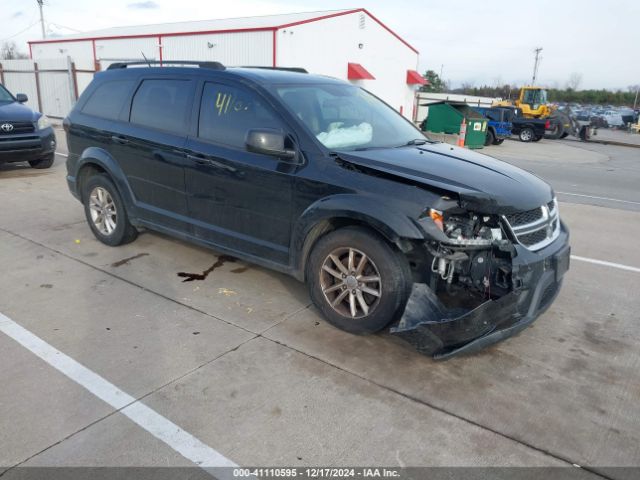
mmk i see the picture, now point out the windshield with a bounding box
[275,84,425,151]
[522,89,547,106]
[0,85,15,103]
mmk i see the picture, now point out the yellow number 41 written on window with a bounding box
[215,92,249,116]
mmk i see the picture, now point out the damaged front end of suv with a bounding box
[391,194,570,359]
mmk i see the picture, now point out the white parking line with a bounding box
[55,152,68,157]
[571,255,640,273]
[0,312,237,473]
[557,191,640,206]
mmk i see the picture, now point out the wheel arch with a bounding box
[75,147,136,213]
[291,195,425,281]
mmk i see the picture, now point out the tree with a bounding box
[566,72,582,91]
[0,41,29,60]
[419,70,447,93]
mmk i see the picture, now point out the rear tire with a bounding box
[82,174,138,246]
[306,226,411,334]
[519,127,535,142]
[485,129,495,146]
[28,153,55,169]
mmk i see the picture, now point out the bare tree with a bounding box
[567,72,583,91]
[460,81,475,93]
[0,41,29,60]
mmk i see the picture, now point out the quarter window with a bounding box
[198,83,284,148]
[130,79,192,133]
[82,80,135,120]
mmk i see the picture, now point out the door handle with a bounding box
[187,154,212,166]
[111,135,129,145]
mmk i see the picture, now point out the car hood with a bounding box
[336,143,553,214]
[0,101,39,122]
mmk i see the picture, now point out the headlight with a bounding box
[428,208,501,246]
[36,115,50,130]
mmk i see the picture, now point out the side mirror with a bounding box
[16,93,28,103]
[246,129,296,161]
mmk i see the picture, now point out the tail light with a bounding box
[545,120,550,129]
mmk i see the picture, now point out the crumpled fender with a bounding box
[290,193,426,277]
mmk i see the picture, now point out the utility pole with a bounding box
[634,85,639,111]
[439,64,444,79]
[37,0,46,39]
[531,47,543,85]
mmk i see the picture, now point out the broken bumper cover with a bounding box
[390,226,570,359]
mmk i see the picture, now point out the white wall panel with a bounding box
[161,31,272,66]
[276,11,420,117]
[95,37,159,68]
[31,40,93,61]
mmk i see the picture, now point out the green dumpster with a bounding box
[419,101,487,149]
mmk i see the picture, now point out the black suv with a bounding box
[0,84,56,169]
[64,61,570,358]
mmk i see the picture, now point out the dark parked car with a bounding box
[64,62,570,359]
[511,116,550,142]
[0,84,56,169]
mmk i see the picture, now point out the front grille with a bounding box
[0,121,35,135]
[0,136,41,151]
[502,199,560,251]
[518,228,549,247]
[506,208,543,227]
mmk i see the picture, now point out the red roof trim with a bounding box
[360,9,418,54]
[406,69,426,85]
[28,8,419,54]
[348,62,375,80]
[28,26,276,45]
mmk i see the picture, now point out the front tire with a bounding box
[519,127,535,142]
[306,226,411,334]
[29,153,55,169]
[82,174,138,246]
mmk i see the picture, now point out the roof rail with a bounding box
[106,60,225,70]
[240,66,308,74]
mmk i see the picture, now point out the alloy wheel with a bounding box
[89,186,117,236]
[319,247,382,318]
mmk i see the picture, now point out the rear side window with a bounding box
[130,79,192,133]
[198,82,284,148]
[82,80,135,120]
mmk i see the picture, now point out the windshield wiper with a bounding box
[353,145,391,151]
[397,138,429,147]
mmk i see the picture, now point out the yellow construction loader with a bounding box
[494,86,577,139]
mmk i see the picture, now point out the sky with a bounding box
[1,0,638,90]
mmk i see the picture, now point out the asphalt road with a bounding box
[0,129,639,479]
[489,138,640,212]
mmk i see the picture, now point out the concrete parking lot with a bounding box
[1,129,639,478]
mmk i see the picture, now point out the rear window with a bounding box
[82,80,135,120]
[130,79,192,133]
